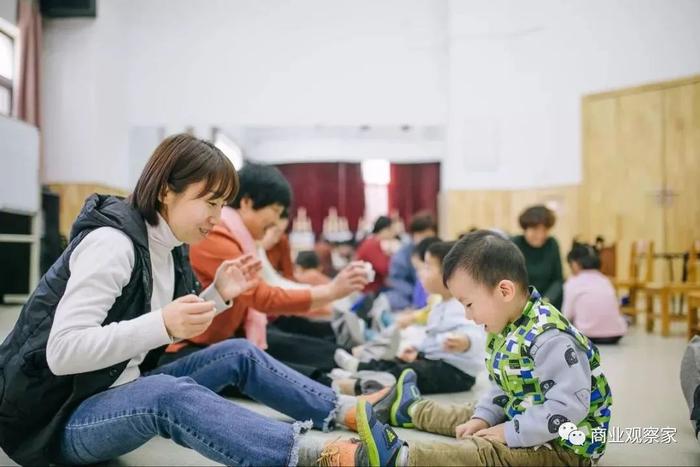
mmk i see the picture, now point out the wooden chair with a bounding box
[643,240,700,337]
[613,240,654,324]
[598,242,617,278]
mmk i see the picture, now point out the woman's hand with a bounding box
[329,261,369,299]
[162,295,216,339]
[214,254,262,301]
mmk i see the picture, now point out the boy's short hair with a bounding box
[442,230,529,291]
[426,241,456,265]
[408,211,436,234]
[518,205,556,230]
[413,236,442,261]
[230,163,292,209]
[295,250,320,269]
[567,241,601,270]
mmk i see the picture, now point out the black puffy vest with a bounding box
[0,195,198,465]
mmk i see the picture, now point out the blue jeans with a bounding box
[56,339,338,466]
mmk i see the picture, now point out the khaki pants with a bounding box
[408,400,591,467]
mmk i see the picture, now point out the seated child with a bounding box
[310,230,612,467]
[394,236,442,328]
[294,250,332,286]
[563,241,627,344]
[333,240,486,394]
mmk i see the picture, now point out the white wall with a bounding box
[41,0,700,190]
[42,0,448,188]
[0,0,16,25]
[42,2,130,187]
[443,0,700,190]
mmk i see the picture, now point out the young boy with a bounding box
[393,236,442,329]
[317,230,612,466]
[334,241,485,394]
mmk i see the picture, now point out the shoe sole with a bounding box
[390,369,415,428]
[356,399,382,467]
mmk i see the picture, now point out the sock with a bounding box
[334,349,360,373]
[331,378,359,395]
[335,394,357,427]
[396,445,410,467]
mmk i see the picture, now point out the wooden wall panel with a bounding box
[439,186,579,272]
[48,183,129,237]
[580,97,620,247]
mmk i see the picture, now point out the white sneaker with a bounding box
[329,368,354,380]
[334,348,360,373]
[380,327,402,360]
[343,312,366,345]
[356,370,397,388]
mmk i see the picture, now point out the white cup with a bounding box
[363,261,376,283]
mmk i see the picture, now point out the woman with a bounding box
[0,134,371,466]
[512,205,564,309]
[355,215,397,294]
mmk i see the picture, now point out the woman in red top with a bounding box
[355,215,397,294]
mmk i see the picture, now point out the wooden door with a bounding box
[616,90,666,280]
[663,82,700,279]
[581,91,666,280]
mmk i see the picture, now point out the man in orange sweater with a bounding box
[164,163,367,361]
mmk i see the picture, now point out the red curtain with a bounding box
[276,162,365,238]
[17,0,42,127]
[388,162,441,225]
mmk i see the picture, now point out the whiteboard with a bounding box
[0,115,40,214]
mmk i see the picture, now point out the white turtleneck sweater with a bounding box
[47,214,229,387]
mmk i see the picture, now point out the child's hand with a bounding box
[399,346,418,362]
[474,423,506,444]
[455,418,490,439]
[395,311,417,329]
[443,333,471,353]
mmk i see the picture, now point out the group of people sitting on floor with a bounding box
[0,133,621,466]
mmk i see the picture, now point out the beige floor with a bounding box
[0,305,698,466]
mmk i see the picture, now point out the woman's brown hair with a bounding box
[130,133,239,225]
[518,204,556,230]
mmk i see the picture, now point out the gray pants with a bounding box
[680,336,700,440]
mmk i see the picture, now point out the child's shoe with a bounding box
[344,368,421,430]
[356,399,407,467]
[373,368,421,428]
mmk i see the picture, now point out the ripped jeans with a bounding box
[56,339,338,466]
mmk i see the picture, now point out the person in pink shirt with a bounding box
[563,242,627,344]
